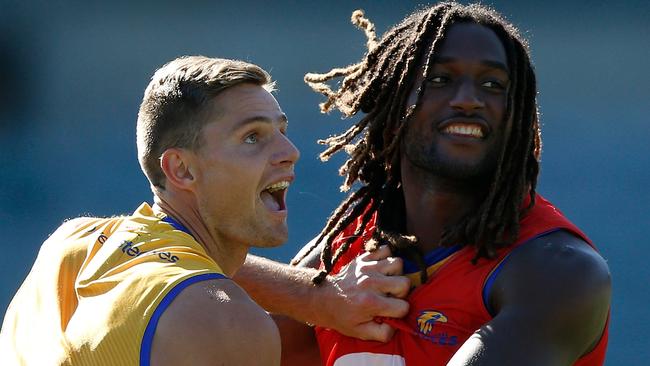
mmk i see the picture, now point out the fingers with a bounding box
[351,296,409,342]
[362,245,404,276]
[354,321,396,342]
[347,281,410,318]
[373,296,410,319]
[353,263,409,298]
[380,256,404,276]
[378,275,410,299]
[354,246,409,298]
[337,294,409,342]
[320,245,412,342]
[364,245,392,261]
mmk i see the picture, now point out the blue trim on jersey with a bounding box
[161,216,193,237]
[402,244,463,274]
[140,272,227,366]
[482,228,563,316]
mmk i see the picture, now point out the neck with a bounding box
[400,158,487,253]
[152,188,246,277]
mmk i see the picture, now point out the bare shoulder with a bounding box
[150,277,280,366]
[494,230,611,303]
[490,230,611,357]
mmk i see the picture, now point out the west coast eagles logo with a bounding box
[416,310,448,335]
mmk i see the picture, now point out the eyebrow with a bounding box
[433,56,509,73]
[234,114,288,130]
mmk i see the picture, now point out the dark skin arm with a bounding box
[448,230,611,365]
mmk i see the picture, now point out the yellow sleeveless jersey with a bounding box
[0,203,226,365]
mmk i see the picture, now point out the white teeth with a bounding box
[265,181,289,193]
[443,124,483,138]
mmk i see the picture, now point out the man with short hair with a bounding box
[235,3,611,365]
[0,56,298,365]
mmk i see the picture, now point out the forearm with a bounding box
[234,248,410,342]
[233,254,323,325]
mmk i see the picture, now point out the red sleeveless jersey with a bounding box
[315,195,608,365]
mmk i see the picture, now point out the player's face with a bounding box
[192,83,299,250]
[402,22,509,183]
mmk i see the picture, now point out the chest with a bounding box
[390,255,496,362]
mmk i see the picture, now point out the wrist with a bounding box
[304,272,341,329]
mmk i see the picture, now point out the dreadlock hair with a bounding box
[295,2,542,285]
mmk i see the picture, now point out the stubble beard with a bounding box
[402,134,502,189]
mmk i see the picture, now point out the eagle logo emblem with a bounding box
[416,310,448,335]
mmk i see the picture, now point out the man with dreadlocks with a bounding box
[235,2,610,365]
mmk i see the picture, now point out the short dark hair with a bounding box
[136,56,274,189]
[298,2,541,284]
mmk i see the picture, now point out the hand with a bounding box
[313,245,410,342]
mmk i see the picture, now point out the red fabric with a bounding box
[316,194,608,365]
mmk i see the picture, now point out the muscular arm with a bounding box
[448,230,611,365]
[150,278,280,366]
[235,251,322,366]
[233,242,410,365]
[235,244,409,338]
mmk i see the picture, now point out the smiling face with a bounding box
[191,83,299,250]
[402,22,510,184]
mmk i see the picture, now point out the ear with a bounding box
[160,148,197,191]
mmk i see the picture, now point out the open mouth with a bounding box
[260,181,289,212]
[441,123,485,138]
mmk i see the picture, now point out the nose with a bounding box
[449,79,485,113]
[272,132,300,167]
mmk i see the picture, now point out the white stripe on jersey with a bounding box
[333,352,406,366]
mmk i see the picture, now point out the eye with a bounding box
[244,133,258,144]
[426,75,449,87]
[482,80,506,90]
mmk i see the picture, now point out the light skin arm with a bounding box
[447,230,611,366]
[234,242,410,365]
[150,278,280,366]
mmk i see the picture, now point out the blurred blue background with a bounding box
[1,0,648,363]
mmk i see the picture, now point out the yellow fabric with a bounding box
[405,253,460,288]
[0,203,224,365]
